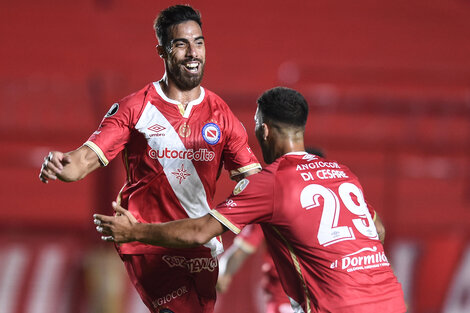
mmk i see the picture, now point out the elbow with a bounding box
[191,232,213,246]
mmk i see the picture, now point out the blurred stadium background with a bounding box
[1,0,469,312]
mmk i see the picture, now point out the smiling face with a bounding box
[163,20,205,91]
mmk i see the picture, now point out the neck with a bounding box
[267,130,305,163]
[159,75,201,109]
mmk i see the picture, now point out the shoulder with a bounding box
[117,83,154,107]
[202,87,230,108]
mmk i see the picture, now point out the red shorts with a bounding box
[121,251,218,313]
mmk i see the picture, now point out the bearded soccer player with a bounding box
[39,5,260,313]
[95,87,406,312]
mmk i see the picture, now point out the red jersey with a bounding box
[211,152,405,313]
[85,82,260,255]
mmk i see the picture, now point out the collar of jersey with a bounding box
[284,151,308,156]
[153,81,205,118]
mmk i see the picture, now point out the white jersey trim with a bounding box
[134,101,223,256]
[153,81,205,118]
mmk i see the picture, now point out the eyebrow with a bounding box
[171,36,205,44]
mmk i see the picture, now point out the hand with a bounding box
[93,202,139,243]
[39,151,72,183]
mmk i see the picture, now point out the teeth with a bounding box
[185,63,198,69]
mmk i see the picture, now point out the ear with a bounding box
[262,123,269,141]
[156,45,166,59]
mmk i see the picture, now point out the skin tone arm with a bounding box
[374,212,386,244]
[39,145,101,183]
[217,243,253,293]
[94,202,227,248]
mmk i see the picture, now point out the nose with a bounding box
[186,42,198,58]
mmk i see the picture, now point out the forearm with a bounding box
[132,215,226,248]
[58,146,101,182]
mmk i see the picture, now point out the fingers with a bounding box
[94,218,115,242]
[93,214,114,226]
[112,201,127,215]
[39,151,64,183]
[112,201,138,223]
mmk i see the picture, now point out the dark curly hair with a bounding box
[154,5,202,48]
[257,87,308,127]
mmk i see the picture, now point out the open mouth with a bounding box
[183,62,199,73]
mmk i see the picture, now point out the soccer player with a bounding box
[216,147,387,313]
[39,5,260,313]
[94,87,406,312]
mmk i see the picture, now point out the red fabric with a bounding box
[86,82,259,255]
[214,152,406,312]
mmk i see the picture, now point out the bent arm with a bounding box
[58,145,101,181]
[134,215,227,248]
[40,145,101,183]
[94,203,227,248]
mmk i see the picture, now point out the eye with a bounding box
[173,41,187,48]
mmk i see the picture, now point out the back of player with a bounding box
[263,152,405,312]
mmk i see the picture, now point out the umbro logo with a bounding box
[149,124,166,133]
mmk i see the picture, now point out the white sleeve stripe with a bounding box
[209,210,241,234]
[83,141,109,166]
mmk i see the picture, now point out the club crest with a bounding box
[202,123,221,145]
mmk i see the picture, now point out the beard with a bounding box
[166,59,205,91]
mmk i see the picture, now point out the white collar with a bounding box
[153,81,205,118]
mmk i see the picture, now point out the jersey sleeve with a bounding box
[221,108,261,177]
[209,170,274,234]
[83,89,147,166]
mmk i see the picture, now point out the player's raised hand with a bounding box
[38,151,72,183]
[94,201,139,243]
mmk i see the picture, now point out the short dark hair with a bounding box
[257,87,308,127]
[154,5,202,48]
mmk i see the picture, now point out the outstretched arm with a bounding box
[94,202,227,248]
[39,145,101,183]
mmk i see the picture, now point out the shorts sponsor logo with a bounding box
[162,255,218,273]
[152,286,188,309]
[330,246,390,272]
[105,103,119,117]
[202,123,221,145]
[148,148,215,162]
